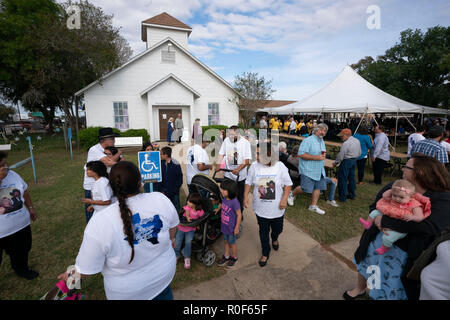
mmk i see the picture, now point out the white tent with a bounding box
[259,65,449,116]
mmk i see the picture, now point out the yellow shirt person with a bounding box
[283,120,290,132]
[269,117,275,129]
[272,119,280,130]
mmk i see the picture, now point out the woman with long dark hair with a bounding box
[59,161,179,300]
[344,153,450,300]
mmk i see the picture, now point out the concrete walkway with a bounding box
[165,141,359,300]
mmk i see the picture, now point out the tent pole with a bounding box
[421,109,424,125]
[354,108,368,134]
[394,108,399,148]
[401,112,416,132]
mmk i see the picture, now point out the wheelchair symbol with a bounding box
[141,154,158,172]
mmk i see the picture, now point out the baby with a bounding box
[359,179,431,255]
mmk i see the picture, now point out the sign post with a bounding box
[138,151,162,192]
[26,136,37,183]
[68,127,73,160]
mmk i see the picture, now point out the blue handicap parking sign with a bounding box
[138,151,162,183]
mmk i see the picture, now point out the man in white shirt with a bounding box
[83,127,121,223]
[216,126,252,217]
[407,125,426,157]
[259,116,268,129]
[186,134,212,194]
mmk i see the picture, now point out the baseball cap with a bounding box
[337,128,352,136]
[427,125,444,138]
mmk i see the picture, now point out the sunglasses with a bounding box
[402,165,414,170]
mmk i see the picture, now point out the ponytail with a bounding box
[109,161,142,264]
[117,186,135,264]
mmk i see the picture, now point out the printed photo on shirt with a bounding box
[226,148,238,165]
[0,187,23,215]
[256,177,276,200]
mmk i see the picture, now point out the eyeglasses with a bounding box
[402,165,414,170]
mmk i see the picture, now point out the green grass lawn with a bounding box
[282,135,406,244]
[0,133,405,299]
[285,164,398,244]
[0,134,225,300]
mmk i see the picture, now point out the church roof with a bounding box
[142,12,192,41]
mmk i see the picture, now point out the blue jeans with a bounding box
[337,158,356,202]
[84,190,93,224]
[152,285,173,300]
[167,194,180,213]
[325,177,337,201]
[174,229,195,258]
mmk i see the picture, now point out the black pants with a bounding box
[0,225,32,274]
[256,215,284,257]
[372,158,387,185]
[356,158,367,183]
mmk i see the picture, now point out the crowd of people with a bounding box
[1,114,449,300]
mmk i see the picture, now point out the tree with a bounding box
[0,0,61,130]
[0,0,133,135]
[0,104,15,122]
[231,72,275,128]
[351,26,450,110]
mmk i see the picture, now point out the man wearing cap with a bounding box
[410,125,449,164]
[82,127,121,223]
[333,128,361,202]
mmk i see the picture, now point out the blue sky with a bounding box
[77,0,449,100]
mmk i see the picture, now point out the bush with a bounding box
[201,125,229,134]
[120,129,150,143]
[79,127,150,150]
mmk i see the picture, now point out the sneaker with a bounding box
[326,200,339,207]
[217,255,230,267]
[226,257,238,269]
[287,191,295,206]
[308,205,325,215]
[184,258,191,270]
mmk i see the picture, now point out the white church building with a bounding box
[75,12,240,141]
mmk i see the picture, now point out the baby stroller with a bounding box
[178,172,224,267]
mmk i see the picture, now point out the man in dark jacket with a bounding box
[153,146,183,212]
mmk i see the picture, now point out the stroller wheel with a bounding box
[202,250,216,267]
[196,251,204,262]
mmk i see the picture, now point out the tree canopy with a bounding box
[352,26,450,110]
[232,72,275,128]
[0,0,133,131]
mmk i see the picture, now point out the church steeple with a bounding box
[141,12,192,49]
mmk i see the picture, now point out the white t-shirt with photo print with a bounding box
[219,137,252,181]
[0,170,30,238]
[75,192,180,300]
[245,161,293,219]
